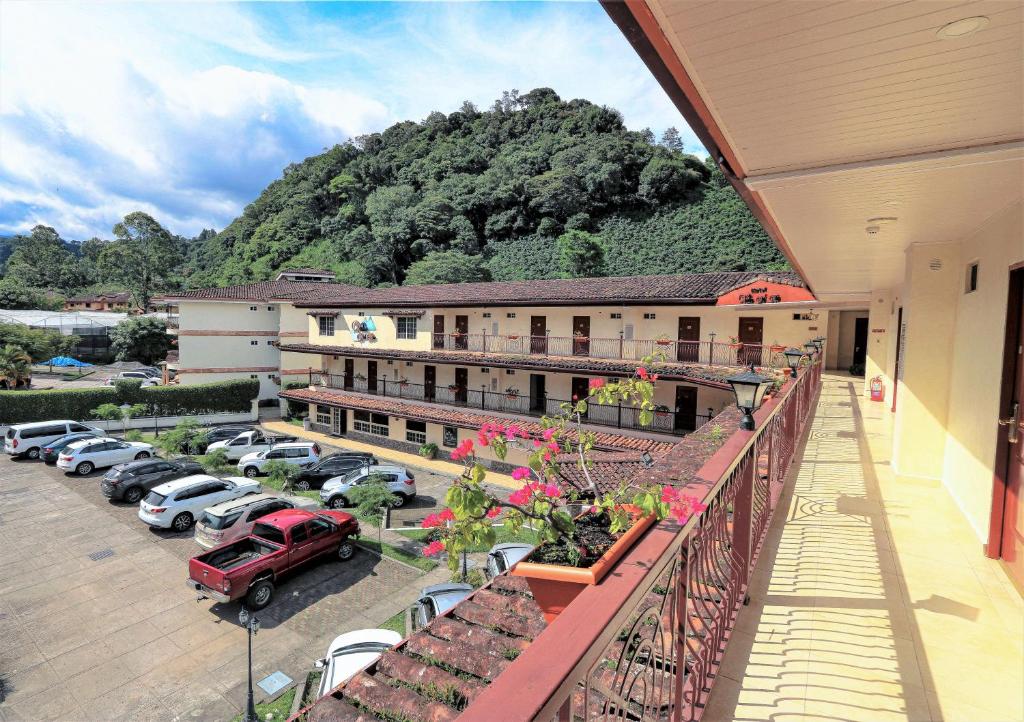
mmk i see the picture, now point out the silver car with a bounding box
[193,493,295,549]
[319,464,417,509]
[413,583,474,629]
[485,543,534,579]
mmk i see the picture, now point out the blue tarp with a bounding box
[42,356,92,368]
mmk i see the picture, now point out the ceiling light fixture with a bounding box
[937,16,989,39]
[866,216,898,225]
[866,225,881,235]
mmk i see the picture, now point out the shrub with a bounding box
[282,381,309,418]
[123,429,144,442]
[200,448,233,474]
[419,442,438,459]
[157,418,207,456]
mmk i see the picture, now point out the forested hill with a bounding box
[184,88,787,289]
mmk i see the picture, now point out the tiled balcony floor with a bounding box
[705,373,1024,722]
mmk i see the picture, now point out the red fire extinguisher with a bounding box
[870,376,885,402]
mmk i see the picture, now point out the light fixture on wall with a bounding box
[726,366,773,431]
[936,15,989,39]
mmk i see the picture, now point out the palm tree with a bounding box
[0,345,32,389]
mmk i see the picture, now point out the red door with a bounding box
[993,268,1024,591]
[531,316,547,354]
[433,315,445,350]
[738,317,764,366]
[454,315,469,350]
[573,316,591,356]
[677,317,700,362]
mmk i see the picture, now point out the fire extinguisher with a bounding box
[870,376,884,402]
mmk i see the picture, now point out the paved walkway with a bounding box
[705,373,1024,722]
[262,420,519,489]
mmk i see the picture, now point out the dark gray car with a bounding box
[101,457,206,503]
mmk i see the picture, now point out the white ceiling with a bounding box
[644,0,1024,300]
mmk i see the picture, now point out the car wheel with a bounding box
[243,466,259,478]
[124,486,143,504]
[25,447,40,460]
[246,579,274,610]
[337,541,355,561]
[75,461,94,475]
[294,479,310,491]
[391,493,408,508]
[134,451,151,460]
[171,512,194,532]
[328,496,347,510]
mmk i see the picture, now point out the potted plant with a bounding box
[398,377,410,388]
[423,363,706,622]
[419,442,438,460]
[654,334,673,347]
[354,372,367,381]
[654,404,672,419]
[505,386,520,400]
[728,335,743,349]
[769,340,786,354]
[447,383,459,392]
[507,334,520,340]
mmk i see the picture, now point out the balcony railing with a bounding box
[460,358,823,721]
[431,333,782,367]
[309,372,711,436]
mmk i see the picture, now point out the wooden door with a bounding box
[433,315,445,349]
[531,316,547,354]
[455,315,469,350]
[738,317,764,366]
[454,368,468,404]
[343,359,354,390]
[529,374,546,413]
[573,316,591,356]
[677,317,701,362]
[571,377,590,417]
[424,365,436,401]
[993,268,1024,591]
[674,386,698,433]
[331,408,346,435]
[367,361,377,393]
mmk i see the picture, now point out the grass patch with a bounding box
[230,687,295,722]
[358,539,438,571]
[300,670,323,709]
[379,610,408,637]
[395,525,540,552]
[260,475,322,502]
[285,418,305,427]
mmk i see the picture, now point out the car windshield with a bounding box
[252,523,285,545]
[5,429,14,439]
[200,511,242,530]
[333,642,392,658]
[143,491,166,506]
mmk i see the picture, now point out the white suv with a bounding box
[193,494,295,549]
[138,475,261,532]
[106,371,160,387]
[4,420,103,459]
[237,442,320,478]
[320,464,417,509]
[57,437,154,475]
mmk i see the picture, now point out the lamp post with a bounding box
[726,365,773,431]
[239,607,261,722]
[783,348,803,377]
[803,341,817,357]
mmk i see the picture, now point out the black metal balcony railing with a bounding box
[309,372,711,436]
[430,333,781,367]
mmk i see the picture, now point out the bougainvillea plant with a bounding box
[422,360,707,572]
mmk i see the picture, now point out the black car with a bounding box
[101,457,206,503]
[190,425,254,454]
[290,452,376,491]
[41,431,105,464]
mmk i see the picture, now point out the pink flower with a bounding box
[542,428,557,441]
[450,438,475,461]
[546,442,560,454]
[438,508,455,522]
[421,513,441,529]
[637,367,649,380]
[543,484,562,498]
[486,506,501,519]
[532,439,543,448]
[422,540,446,557]
[509,485,532,505]
[543,451,552,462]
[651,374,660,381]
[511,467,531,481]
[588,378,605,390]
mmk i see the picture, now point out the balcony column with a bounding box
[864,288,895,397]
[891,242,959,480]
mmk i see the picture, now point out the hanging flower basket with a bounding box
[769,344,786,354]
[655,338,672,346]
[507,335,520,341]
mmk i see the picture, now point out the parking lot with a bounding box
[0,441,458,721]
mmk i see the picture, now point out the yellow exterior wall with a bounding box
[940,202,1024,541]
[864,291,894,398]
[835,310,870,371]
[309,310,432,351]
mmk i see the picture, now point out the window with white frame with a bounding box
[353,410,389,436]
[406,420,427,444]
[318,316,335,336]
[315,405,331,425]
[396,317,417,339]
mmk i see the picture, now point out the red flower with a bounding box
[422,540,446,557]
[543,484,562,498]
[588,378,606,390]
[437,508,455,522]
[486,506,501,519]
[421,513,442,528]
[637,367,649,380]
[509,485,532,505]
[511,467,531,481]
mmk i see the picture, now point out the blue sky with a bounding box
[0,1,698,240]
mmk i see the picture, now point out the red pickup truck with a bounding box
[187,508,359,610]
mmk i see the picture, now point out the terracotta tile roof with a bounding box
[155,280,361,303]
[66,291,132,303]
[279,387,676,455]
[277,342,735,388]
[298,575,546,722]
[555,451,655,496]
[293,271,806,308]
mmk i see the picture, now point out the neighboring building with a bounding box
[275,268,336,283]
[63,291,133,312]
[0,308,126,360]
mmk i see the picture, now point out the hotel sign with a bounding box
[716,281,817,306]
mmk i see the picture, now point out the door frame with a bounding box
[987,264,1024,564]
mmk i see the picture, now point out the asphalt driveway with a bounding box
[0,455,449,721]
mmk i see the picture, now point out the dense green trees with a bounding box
[405,251,490,286]
[0,323,77,361]
[557,230,606,278]
[109,316,173,365]
[100,212,182,310]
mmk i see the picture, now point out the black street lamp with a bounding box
[726,366,773,431]
[803,341,817,356]
[783,347,804,377]
[239,607,261,722]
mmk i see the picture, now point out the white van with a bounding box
[4,420,104,460]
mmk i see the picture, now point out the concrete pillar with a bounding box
[864,289,893,396]
[891,242,959,479]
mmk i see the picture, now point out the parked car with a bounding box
[314,629,402,698]
[186,508,359,609]
[193,494,295,550]
[4,420,104,460]
[106,371,161,387]
[289,452,375,491]
[237,442,321,478]
[190,425,255,455]
[485,543,535,579]
[101,457,206,504]
[41,430,107,464]
[413,583,474,629]
[57,437,154,475]
[319,464,416,509]
[139,475,261,532]
[206,429,298,461]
